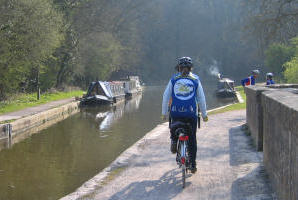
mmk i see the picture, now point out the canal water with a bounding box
[0,84,234,200]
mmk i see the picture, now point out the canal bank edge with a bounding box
[0,101,80,149]
[60,122,169,200]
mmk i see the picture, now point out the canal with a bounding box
[0,84,234,200]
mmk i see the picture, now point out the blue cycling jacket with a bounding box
[241,75,255,86]
[162,73,207,118]
[266,79,275,85]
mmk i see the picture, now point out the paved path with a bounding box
[67,110,276,200]
[0,98,75,122]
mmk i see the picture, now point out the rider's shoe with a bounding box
[190,166,197,174]
[189,162,197,174]
[170,141,177,154]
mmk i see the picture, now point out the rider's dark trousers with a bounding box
[170,117,198,167]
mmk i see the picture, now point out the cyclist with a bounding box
[162,57,208,173]
[241,69,260,86]
[174,59,202,128]
[266,72,275,85]
[169,59,201,127]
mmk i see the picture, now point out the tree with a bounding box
[265,43,295,80]
[283,37,298,83]
[0,0,64,99]
[283,57,298,83]
[243,0,298,50]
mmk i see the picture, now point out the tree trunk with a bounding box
[36,67,40,100]
[56,53,69,88]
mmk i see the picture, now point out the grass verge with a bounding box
[0,90,84,115]
[0,119,16,125]
[208,86,246,115]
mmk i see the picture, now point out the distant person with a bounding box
[241,69,260,86]
[161,56,208,173]
[266,73,275,85]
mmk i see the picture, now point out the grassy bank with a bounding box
[209,86,246,115]
[0,90,84,115]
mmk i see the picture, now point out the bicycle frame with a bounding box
[179,135,189,165]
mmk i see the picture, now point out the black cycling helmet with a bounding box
[178,57,193,68]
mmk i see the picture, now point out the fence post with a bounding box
[5,124,12,148]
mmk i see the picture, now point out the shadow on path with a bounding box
[229,125,277,200]
[107,169,189,200]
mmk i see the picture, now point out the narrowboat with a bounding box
[80,76,142,106]
[80,81,125,106]
[80,81,113,106]
[123,76,142,98]
[216,74,236,98]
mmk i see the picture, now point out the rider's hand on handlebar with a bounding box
[203,116,208,122]
[161,115,167,121]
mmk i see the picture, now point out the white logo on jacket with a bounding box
[173,79,195,100]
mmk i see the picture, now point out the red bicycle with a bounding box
[175,123,191,188]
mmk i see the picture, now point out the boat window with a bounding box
[90,83,105,96]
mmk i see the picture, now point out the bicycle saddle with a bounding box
[170,121,191,134]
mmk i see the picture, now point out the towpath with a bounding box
[64,110,276,200]
[0,98,75,122]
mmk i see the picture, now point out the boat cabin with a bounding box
[216,78,236,98]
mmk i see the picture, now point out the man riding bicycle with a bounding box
[161,57,208,173]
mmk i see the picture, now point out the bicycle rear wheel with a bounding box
[182,165,186,188]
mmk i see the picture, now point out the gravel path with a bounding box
[0,98,75,122]
[63,110,276,200]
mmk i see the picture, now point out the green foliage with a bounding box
[281,37,298,83]
[79,32,124,83]
[265,43,295,80]
[2,0,295,101]
[0,0,64,99]
[283,57,298,83]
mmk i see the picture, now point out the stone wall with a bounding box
[245,84,298,200]
[10,101,79,138]
[245,86,271,151]
[262,90,298,200]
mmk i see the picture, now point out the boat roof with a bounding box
[218,78,234,83]
[99,81,113,98]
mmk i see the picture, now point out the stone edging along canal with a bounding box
[0,101,80,149]
[60,122,169,200]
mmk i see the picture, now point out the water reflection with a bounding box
[99,95,142,131]
[82,94,143,132]
[99,105,125,131]
[124,94,142,112]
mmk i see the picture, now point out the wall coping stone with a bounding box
[262,90,298,112]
